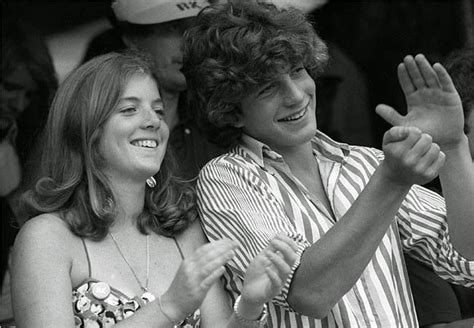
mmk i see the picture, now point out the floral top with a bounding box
[73,239,200,327]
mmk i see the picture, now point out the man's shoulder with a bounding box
[202,146,257,168]
[198,147,265,186]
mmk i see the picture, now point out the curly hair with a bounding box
[182,1,328,148]
[444,47,474,134]
[21,52,197,240]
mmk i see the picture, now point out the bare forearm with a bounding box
[288,165,411,318]
[439,136,474,259]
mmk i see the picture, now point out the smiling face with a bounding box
[98,74,169,182]
[236,66,317,153]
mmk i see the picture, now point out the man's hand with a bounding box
[380,126,445,187]
[376,54,464,151]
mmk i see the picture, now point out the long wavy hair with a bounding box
[21,52,197,240]
[182,1,328,148]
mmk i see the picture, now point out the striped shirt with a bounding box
[196,131,474,327]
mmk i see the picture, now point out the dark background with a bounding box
[2,0,473,146]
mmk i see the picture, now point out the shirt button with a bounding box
[184,128,191,135]
[92,282,111,300]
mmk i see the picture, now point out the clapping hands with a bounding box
[238,234,299,316]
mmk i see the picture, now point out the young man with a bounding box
[183,2,474,326]
[111,0,224,179]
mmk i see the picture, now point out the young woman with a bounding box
[11,52,298,327]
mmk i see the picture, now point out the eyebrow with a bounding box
[119,96,163,106]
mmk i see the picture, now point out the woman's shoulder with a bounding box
[15,212,78,252]
[175,219,207,256]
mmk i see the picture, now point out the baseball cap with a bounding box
[112,0,212,25]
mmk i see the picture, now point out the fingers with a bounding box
[413,141,445,179]
[376,104,405,127]
[415,54,440,89]
[269,235,298,266]
[195,239,237,274]
[406,133,433,162]
[383,126,446,185]
[264,265,283,286]
[404,55,426,90]
[199,266,226,290]
[433,62,457,93]
[267,251,292,277]
[399,54,444,91]
[397,62,415,95]
[383,126,422,146]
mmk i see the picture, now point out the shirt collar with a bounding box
[239,131,350,168]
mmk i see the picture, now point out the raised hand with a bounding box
[381,126,446,186]
[238,234,298,313]
[376,54,464,151]
[160,239,238,322]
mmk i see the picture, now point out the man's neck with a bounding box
[161,89,181,131]
[276,142,315,174]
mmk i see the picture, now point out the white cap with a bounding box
[112,0,212,25]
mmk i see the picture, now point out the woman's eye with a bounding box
[154,108,165,117]
[120,107,136,113]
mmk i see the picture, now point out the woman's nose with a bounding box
[143,108,162,129]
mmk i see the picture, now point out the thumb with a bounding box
[376,104,405,126]
[383,126,421,145]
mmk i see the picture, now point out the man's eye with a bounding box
[291,67,305,77]
[258,84,276,96]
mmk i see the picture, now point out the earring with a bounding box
[146,176,156,188]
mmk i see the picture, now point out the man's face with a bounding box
[134,19,194,93]
[236,66,317,153]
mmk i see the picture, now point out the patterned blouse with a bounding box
[72,239,200,327]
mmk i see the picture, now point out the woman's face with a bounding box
[0,64,38,135]
[97,74,169,182]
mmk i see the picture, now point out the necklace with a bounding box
[109,232,149,293]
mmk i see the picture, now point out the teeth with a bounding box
[280,106,306,122]
[131,140,157,148]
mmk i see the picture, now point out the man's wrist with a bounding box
[440,134,469,157]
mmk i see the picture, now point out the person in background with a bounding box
[107,0,225,180]
[11,52,298,327]
[0,17,58,325]
[183,2,474,326]
[406,47,474,328]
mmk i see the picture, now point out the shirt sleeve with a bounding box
[196,156,310,310]
[397,184,474,287]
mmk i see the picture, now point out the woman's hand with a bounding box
[238,234,299,319]
[159,239,238,323]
